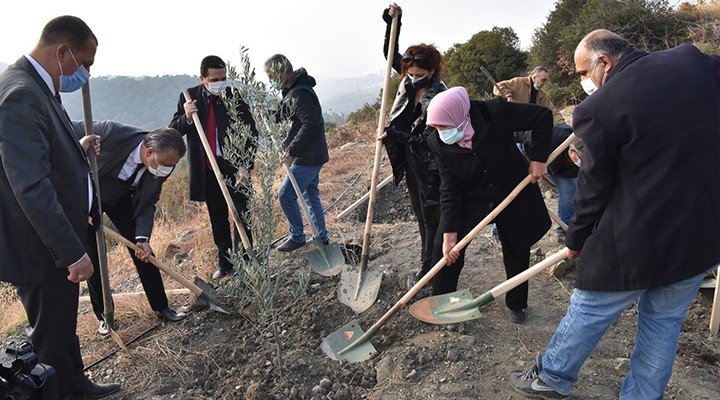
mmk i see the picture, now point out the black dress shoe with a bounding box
[155,306,187,322]
[73,377,121,399]
[276,238,306,252]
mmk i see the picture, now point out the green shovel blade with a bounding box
[320,320,376,363]
[308,241,344,277]
[409,289,495,324]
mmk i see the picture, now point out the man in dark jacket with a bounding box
[264,54,330,252]
[510,30,720,400]
[74,121,188,335]
[170,55,258,278]
[0,15,120,399]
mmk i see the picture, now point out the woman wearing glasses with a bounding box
[425,86,553,324]
[378,3,447,293]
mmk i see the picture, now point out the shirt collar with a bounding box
[130,142,143,165]
[24,54,57,96]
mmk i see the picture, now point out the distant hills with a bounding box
[0,62,382,129]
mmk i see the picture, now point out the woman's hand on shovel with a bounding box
[442,232,460,266]
[528,161,547,183]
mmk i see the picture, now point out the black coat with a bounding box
[169,85,257,202]
[0,57,91,284]
[382,10,444,205]
[280,69,329,166]
[515,123,579,178]
[568,44,720,291]
[72,120,167,239]
[428,98,553,250]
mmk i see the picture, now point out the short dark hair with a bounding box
[200,55,226,78]
[144,128,186,158]
[264,54,293,74]
[400,44,445,80]
[39,15,97,51]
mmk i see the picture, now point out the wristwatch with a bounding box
[136,237,149,243]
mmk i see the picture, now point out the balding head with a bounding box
[574,29,634,94]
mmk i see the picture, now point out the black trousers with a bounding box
[204,167,252,273]
[404,161,440,276]
[86,193,168,320]
[431,223,531,311]
[16,280,84,400]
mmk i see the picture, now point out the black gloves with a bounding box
[384,126,418,144]
[382,8,392,23]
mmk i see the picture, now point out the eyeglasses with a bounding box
[402,53,426,62]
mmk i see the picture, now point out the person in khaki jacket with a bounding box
[493,66,565,123]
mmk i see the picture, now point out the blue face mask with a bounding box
[58,49,90,93]
[437,117,469,145]
[438,127,464,145]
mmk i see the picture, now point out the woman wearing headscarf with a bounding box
[379,3,447,289]
[425,86,553,323]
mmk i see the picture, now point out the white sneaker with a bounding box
[97,320,109,336]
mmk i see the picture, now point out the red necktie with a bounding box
[206,95,217,169]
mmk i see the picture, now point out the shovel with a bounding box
[409,248,567,324]
[102,226,229,314]
[183,90,258,268]
[321,132,576,362]
[80,83,131,353]
[282,162,344,276]
[335,12,400,314]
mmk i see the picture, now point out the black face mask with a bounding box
[410,75,431,90]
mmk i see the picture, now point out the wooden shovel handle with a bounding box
[374,133,577,326]
[360,13,400,262]
[102,225,203,297]
[182,90,256,261]
[81,82,115,323]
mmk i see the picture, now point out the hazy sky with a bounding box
[1,0,564,79]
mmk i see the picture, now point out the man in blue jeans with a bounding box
[546,123,579,243]
[510,30,719,399]
[264,54,330,252]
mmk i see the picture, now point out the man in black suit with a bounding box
[0,16,120,399]
[170,55,258,279]
[74,121,188,335]
[510,30,720,400]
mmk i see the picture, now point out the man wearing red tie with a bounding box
[170,55,258,279]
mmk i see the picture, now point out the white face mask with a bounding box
[581,77,598,96]
[573,159,581,168]
[581,62,604,96]
[207,80,229,96]
[533,83,541,91]
[148,163,174,177]
[147,152,174,177]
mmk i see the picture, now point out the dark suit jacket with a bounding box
[568,44,720,290]
[0,56,91,285]
[72,120,166,239]
[428,98,553,250]
[169,85,257,201]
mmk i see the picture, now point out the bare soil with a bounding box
[2,119,719,399]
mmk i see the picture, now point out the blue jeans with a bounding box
[278,163,327,243]
[539,269,710,399]
[548,174,576,235]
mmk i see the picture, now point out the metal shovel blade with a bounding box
[320,320,376,363]
[337,267,383,313]
[308,240,344,277]
[409,289,493,324]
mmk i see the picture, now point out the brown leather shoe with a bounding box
[73,377,121,399]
